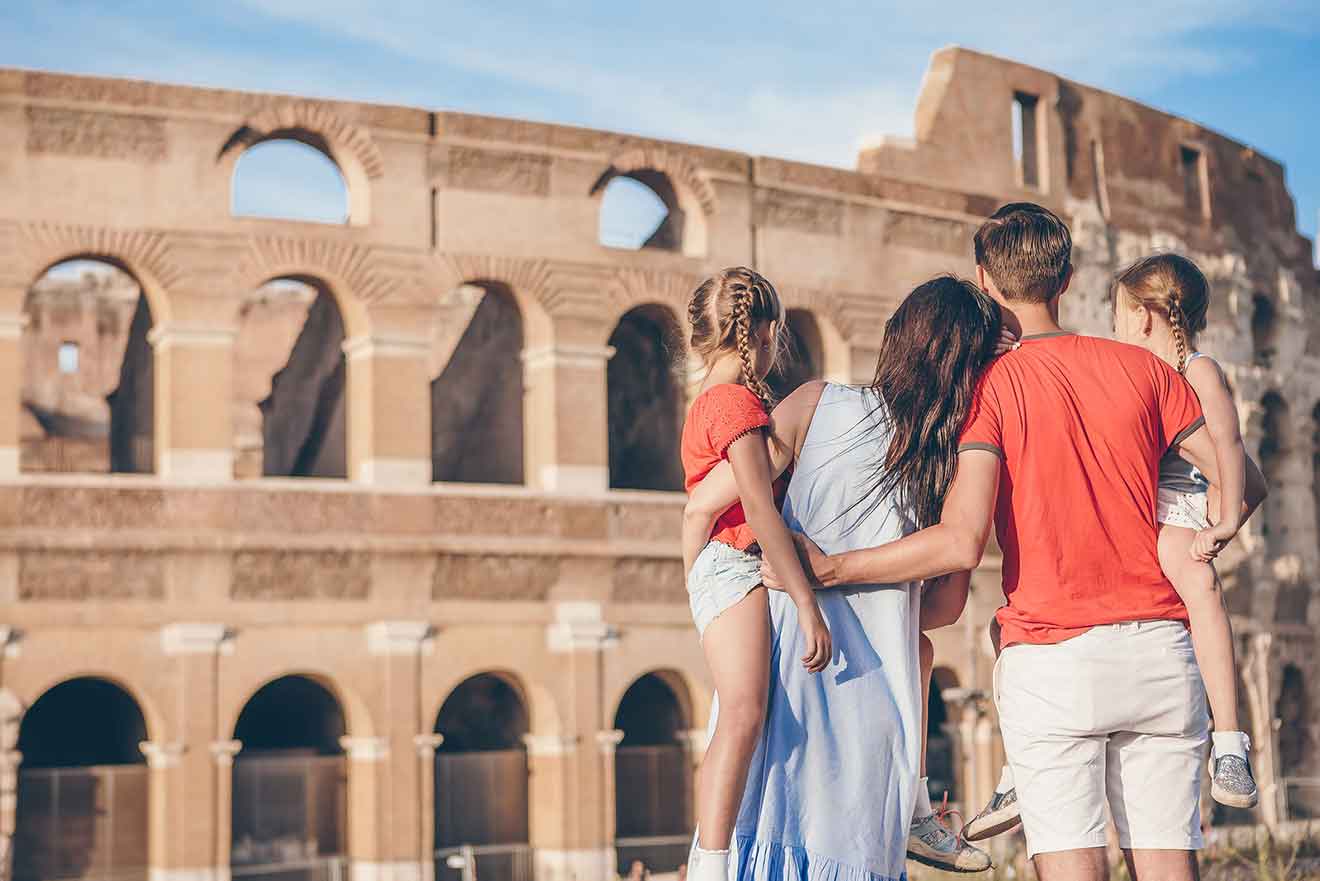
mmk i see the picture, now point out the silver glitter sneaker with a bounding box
[907,811,993,873]
[962,787,1023,842]
[1210,754,1259,809]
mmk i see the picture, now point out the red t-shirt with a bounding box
[681,383,786,551]
[958,333,1205,647]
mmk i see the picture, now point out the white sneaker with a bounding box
[907,812,992,873]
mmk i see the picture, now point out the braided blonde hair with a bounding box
[1113,254,1210,374]
[688,267,784,409]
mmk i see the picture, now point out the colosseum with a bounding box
[0,44,1315,881]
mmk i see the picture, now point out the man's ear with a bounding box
[1056,263,1074,299]
[976,264,990,293]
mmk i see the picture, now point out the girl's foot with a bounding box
[962,787,1022,842]
[907,812,992,873]
[1210,754,1259,809]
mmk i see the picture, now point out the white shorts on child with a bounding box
[1156,487,1209,530]
[687,540,762,638]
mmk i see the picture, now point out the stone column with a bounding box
[0,749,19,881]
[139,741,188,881]
[150,326,236,482]
[414,735,444,881]
[365,622,433,881]
[343,335,432,487]
[209,740,241,881]
[596,730,625,876]
[340,736,390,881]
[0,311,23,478]
[522,343,614,494]
[676,728,707,832]
[533,602,617,881]
[1242,633,1282,827]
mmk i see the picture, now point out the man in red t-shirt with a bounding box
[763,204,1261,881]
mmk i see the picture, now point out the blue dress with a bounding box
[712,383,924,881]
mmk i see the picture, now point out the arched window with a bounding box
[431,284,525,485]
[245,279,348,479]
[613,673,691,876]
[928,668,960,803]
[14,678,149,881]
[231,676,347,873]
[1276,665,1310,778]
[1251,294,1278,369]
[433,674,531,881]
[231,139,349,224]
[768,308,825,401]
[1259,392,1290,543]
[607,305,685,491]
[21,259,153,474]
[598,172,682,252]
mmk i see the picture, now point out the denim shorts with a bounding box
[687,540,763,638]
[1156,487,1209,530]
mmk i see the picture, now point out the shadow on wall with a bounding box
[260,288,347,479]
[431,286,525,484]
[608,305,685,492]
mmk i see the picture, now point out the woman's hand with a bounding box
[797,600,832,673]
[995,327,1020,356]
[761,533,834,590]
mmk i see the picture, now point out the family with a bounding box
[678,203,1270,881]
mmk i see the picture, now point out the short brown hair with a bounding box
[973,202,1073,303]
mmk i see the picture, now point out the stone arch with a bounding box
[13,678,151,881]
[20,258,155,474]
[235,238,375,339]
[777,287,857,383]
[17,223,178,326]
[769,307,826,400]
[612,671,693,875]
[1251,292,1279,368]
[430,281,526,485]
[231,139,350,225]
[220,102,384,226]
[18,671,163,745]
[240,275,348,479]
[592,149,713,258]
[606,302,686,492]
[432,672,531,863]
[230,674,350,871]
[1259,390,1292,547]
[225,669,374,740]
[435,256,554,350]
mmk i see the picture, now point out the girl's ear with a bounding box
[1139,304,1155,337]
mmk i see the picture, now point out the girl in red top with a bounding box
[680,267,830,881]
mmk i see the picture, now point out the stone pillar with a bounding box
[139,741,188,881]
[150,326,236,482]
[522,343,614,494]
[534,602,617,881]
[340,736,390,881]
[209,740,241,881]
[676,728,707,832]
[152,623,230,881]
[365,622,433,881]
[0,311,23,478]
[0,749,19,881]
[343,336,432,487]
[1242,633,1282,827]
[414,734,444,881]
[596,730,625,868]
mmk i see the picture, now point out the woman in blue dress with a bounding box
[684,276,1005,880]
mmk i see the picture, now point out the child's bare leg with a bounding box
[919,632,934,777]
[1158,523,1240,731]
[695,588,771,851]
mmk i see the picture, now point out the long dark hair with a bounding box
[864,275,1002,529]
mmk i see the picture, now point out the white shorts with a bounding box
[994,620,1208,856]
[1156,487,1209,530]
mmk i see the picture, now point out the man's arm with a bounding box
[763,449,1000,588]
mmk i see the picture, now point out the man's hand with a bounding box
[761,533,832,590]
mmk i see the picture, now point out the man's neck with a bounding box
[1001,302,1064,338]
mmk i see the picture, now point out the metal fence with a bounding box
[434,843,534,881]
[231,754,347,881]
[614,745,690,875]
[12,765,149,881]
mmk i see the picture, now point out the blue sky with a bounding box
[4,1,1317,254]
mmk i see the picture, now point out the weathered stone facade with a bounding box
[0,45,1316,881]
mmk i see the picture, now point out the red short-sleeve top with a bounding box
[680,383,786,551]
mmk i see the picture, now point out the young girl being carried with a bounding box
[680,267,831,881]
[963,253,1267,842]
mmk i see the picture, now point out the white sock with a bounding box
[688,842,729,881]
[1212,730,1250,761]
[913,778,933,819]
[996,764,1015,793]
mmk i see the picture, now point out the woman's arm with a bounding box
[1184,358,1245,538]
[920,570,972,631]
